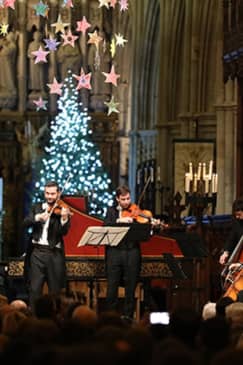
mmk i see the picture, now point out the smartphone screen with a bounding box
[150,312,170,325]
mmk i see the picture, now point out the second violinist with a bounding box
[104,185,158,321]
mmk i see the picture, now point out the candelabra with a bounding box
[184,161,217,222]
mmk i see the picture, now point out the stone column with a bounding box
[17,0,27,112]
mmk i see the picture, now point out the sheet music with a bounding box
[77,226,130,247]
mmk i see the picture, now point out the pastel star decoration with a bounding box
[47,77,63,96]
[119,0,128,12]
[0,23,9,36]
[31,46,50,63]
[73,68,92,90]
[87,30,103,50]
[115,33,128,47]
[102,65,120,87]
[98,0,109,8]
[110,0,117,8]
[33,0,49,17]
[3,0,16,9]
[104,96,120,116]
[76,16,91,35]
[44,36,60,51]
[51,14,70,34]
[33,97,48,111]
[0,0,4,7]
[61,29,78,48]
[62,0,73,8]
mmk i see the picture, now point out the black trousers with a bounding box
[29,245,65,311]
[105,246,141,318]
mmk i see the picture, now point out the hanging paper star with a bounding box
[73,68,92,90]
[102,65,120,86]
[61,29,78,48]
[110,0,117,8]
[98,0,109,8]
[47,77,63,95]
[51,14,70,34]
[62,0,73,8]
[119,0,128,11]
[31,46,50,63]
[0,0,4,7]
[3,0,16,9]
[33,97,48,111]
[0,23,9,36]
[33,0,49,17]
[44,36,60,51]
[76,16,91,35]
[115,33,128,47]
[104,96,120,116]
[87,30,103,50]
[110,37,116,58]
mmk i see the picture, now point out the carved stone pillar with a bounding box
[18,0,27,112]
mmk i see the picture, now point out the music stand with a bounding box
[162,253,188,280]
[77,226,130,247]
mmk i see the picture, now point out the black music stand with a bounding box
[162,253,188,279]
[110,222,152,242]
[77,226,130,247]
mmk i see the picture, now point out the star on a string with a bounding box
[119,0,128,12]
[104,96,120,116]
[76,16,91,35]
[47,77,63,95]
[33,0,49,17]
[31,46,50,63]
[51,14,69,34]
[33,97,48,111]
[115,33,128,47]
[73,68,92,90]
[0,23,9,36]
[110,0,117,8]
[62,0,73,8]
[87,30,103,50]
[3,0,16,9]
[102,65,120,87]
[61,29,78,48]
[98,0,109,8]
[44,36,60,51]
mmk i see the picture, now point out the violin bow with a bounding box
[137,176,151,207]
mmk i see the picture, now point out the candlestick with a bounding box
[204,175,209,193]
[193,173,198,192]
[202,162,206,179]
[208,160,213,180]
[150,166,154,183]
[212,173,218,193]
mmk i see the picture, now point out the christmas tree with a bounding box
[33,70,114,218]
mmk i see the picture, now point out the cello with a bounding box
[222,234,243,300]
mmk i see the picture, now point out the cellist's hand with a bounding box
[219,251,229,265]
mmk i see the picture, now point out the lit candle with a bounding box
[204,175,209,193]
[208,160,213,180]
[212,173,218,193]
[189,162,193,179]
[202,162,206,179]
[185,173,190,192]
[197,162,202,179]
[193,173,198,192]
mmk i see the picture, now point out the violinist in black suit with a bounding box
[23,181,71,312]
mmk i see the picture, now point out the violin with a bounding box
[47,199,73,216]
[121,203,160,226]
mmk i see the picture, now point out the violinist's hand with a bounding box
[35,212,49,223]
[61,207,70,221]
[219,251,229,265]
[117,217,133,223]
